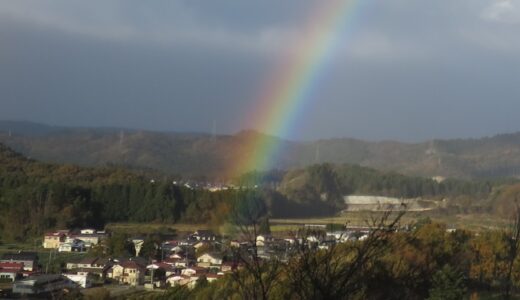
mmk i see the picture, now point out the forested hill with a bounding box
[0,143,239,241]
[0,144,342,242]
[0,142,146,184]
[2,121,520,179]
[2,142,520,243]
[276,164,506,201]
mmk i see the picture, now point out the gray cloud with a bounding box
[482,0,520,23]
[0,0,519,141]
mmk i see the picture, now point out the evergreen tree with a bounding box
[428,265,466,300]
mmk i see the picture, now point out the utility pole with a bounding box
[211,119,217,143]
[119,130,125,146]
[45,249,53,274]
[315,143,320,163]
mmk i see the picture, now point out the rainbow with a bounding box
[228,0,364,180]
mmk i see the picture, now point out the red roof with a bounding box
[148,262,175,271]
[44,232,66,237]
[22,270,39,277]
[78,257,99,265]
[120,260,145,270]
[163,240,179,245]
[186,266,208,274]
[0,262,24,270]
[163,257,182,264]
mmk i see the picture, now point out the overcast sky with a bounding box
[1,0,519,141]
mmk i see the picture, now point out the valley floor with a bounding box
[271,211,511,232]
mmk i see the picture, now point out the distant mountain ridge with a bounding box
[1,120,520,179]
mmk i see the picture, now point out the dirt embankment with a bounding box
[343,195,438,212]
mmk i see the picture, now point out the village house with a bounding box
[146,262,177,287]
[178,239,195,246]
[205,273,220,283]
[12,274,77,295]
[58,238,86,252]
[230,240,250,249]
[327,231,350,243]
[70,229,107,247]
[43,232,67,249]
[0,262,24,282]
[196,252,223,268]
[63,273,91,288]
[147,262,176,278]
[181,266,207,277]
[318,240,335,250]
[193,241,211,251]
[220,262,237,273]
[75,267,105,279]
[166,274,191,287]
[80,229,96,234]
[163,257,190,268]
[256,234,274,247]
[66,257,111,279]
[1,252,39,272]
[161,240,180,252]
[170,245,184,254]
[182,273,221,289]
[169,253,183,260]
[108,260,146,286]
[42,229,106,250]
[77,257,108,269]
[306,235,321,243]
[191,230,217,242]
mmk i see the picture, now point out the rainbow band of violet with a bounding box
[228,0,363,181]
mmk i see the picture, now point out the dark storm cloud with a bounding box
[0,0,519,141]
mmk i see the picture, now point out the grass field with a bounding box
[105,222,210,236]
[82,285,164,299]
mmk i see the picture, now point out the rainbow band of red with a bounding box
[228,0,363,180]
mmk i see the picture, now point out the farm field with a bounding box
[104,211,512,237]
[271,211,511,232]
[104,222,210,236]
